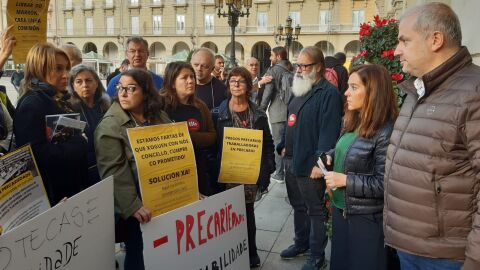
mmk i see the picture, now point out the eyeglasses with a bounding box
[294,62,317,71]
[229,80,247,85]
[116,84,138,95]
[127,49,147,55]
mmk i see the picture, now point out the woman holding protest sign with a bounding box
[318,64,399,270]
[159,61,216,196]
[13,42,88,205]
[68,64,111,186]
[213,67,275,268]
[95,68,170,270]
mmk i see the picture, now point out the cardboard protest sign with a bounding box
[127,122,199,218]
[7,0,50,63]
[142,185,249,270]
[0,177,114,270]
[0,144,50,235]
[219,127,263,184]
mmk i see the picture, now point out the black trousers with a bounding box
[246,202,258,258]
[330,207,387,270]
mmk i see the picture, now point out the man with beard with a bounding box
[278,46,343,270]
[191,48,227,110]
[106,36,163,97]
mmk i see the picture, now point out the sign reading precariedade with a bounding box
[0,177,114,270]
[127,122,199,218]
[6,0,50,63]
[219,127,263,184]
[0,144,49,235]
[142,185,249,270]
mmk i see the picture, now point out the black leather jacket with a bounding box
[327,122,394,215]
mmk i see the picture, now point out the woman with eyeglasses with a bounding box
[68,64,111,186]
[14,42,88,205]
[159,61,217,196]
[319,64,399,270]
[214,67,275,268]
[95,68,170,270]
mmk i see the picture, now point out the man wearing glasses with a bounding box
[278,46,342,270]
[106,36,163,97]
[260,46,291,184]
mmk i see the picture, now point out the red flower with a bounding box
[359,50,368,57]
[391,73,404,81]
[381,49,395,60]
[359,23,371,38]
[374,15,388,27]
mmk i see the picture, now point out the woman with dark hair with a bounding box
[14,42,88,205]
[214,66,275,268]
[68,64,110,185]
[319,64,399,270]
[95,68,170,270]
[159,61,216,196]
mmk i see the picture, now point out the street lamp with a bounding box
[215,0,251,68]
[275,16,301,60]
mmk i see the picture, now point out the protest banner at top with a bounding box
[0,177,115,270]
[0,144,49,236]
[142,185,249,270]
[127,122,199,218]
[6,0,50,63]
[219,127,263,184]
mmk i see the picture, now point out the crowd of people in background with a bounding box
[0,2,479,270]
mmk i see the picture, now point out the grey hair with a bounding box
[245,57,259,66]
[191,47,215,67]
[299,46,326,76]
[60,43,82,63]
[125,36,149,52]
[67,64,110,111]
[401,2,462,48]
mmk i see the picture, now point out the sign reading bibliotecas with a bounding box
[7,0,50,63]
[0,177,115,270]
[127,122,199,218]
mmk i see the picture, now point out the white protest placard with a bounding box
[0,177,115,270]
[0,144,50,235]
[142,185,249,270]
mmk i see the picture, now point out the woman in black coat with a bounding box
[14,43,88,205]
[213,67,275,268]
[320,64,399,270]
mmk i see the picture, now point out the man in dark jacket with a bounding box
[278,46,343,270]
[384,3,480,270]
[106,58,129,85]
[260,46,290,183]
[10,65,24,93]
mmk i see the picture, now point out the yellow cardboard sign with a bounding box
[219,127,263,184]
[127,122,199,218]
[7,0,50,63]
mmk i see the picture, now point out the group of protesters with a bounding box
[0,2,479,270]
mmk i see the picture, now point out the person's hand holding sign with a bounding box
[0,26,16,67]
[133,206,152,224]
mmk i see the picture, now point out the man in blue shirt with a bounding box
[107,36,163,96]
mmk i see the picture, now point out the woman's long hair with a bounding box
[343,64,399,138]
[159,61,202,112]
[23,42,71,95]
[67,64,110,112]
[113,68,164,123]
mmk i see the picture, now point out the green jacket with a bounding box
[94,102,170,219]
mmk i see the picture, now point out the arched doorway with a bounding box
[225,41,244,66]
[315,41,335,56]
[149,42,166,59]
[103,42,118,60]
[251,42,271,75]
[172,42,190,54]
[83,42,98,53]
[344,40,361,58]
[201,42,218,53]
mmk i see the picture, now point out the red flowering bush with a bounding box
[352,15,407,105]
